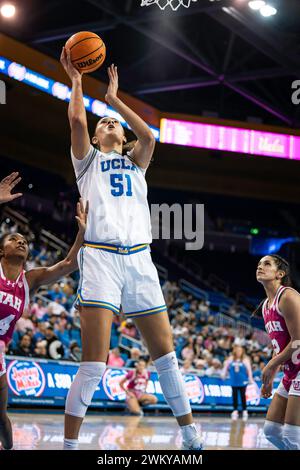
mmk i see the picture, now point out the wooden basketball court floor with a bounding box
[6,412,274,450]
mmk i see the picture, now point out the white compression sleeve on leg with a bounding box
[282,423,300,450]
[154,351,191,417]
[263,420,285,450]
[65,361,106,418]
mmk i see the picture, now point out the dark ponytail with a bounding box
[252,299,265,318]
[270,255,292,287]
[252,254,291,317]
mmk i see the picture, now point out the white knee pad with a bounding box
[263,420,285,450]
[65,362,106,418]
[282,424,300,450]
[154,351,191,418]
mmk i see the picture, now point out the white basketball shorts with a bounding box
[276,371,300,399]
[76,242,167,318]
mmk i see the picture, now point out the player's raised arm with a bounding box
[105,64,155,170]
[26,199,88,291]
[60,47,90,160]
[0,172,22,204]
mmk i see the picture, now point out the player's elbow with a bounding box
[142,133,156,148]
[65,257,78,273]
[69,114,87,130]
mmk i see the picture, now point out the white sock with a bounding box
[282,423,300,450]
[263,420,285,450]
[181,423,199,442]
[63,438,79,450]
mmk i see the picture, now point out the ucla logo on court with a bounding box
[102,368,127,401]
[7,360,46,397]
[183,374,205,404]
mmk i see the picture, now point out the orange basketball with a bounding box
[65,31,106,74]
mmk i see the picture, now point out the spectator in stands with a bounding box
[119,319,138,339]
[214,337,231,360]
[171,309,185,326]
[47,283,64,301]
[11,334,33,357]
[181,358,193,374]
[172,320,189,339]
[15,308,35,334]
[32,322,47,345]
[30,298,48,320]
[194,335,204,358]
[44,326,64,359]
[251,353,263,367]
[252,361,266,380]
[181,337,195,362]
[194,359,207,376]
[54,319,71,349]
[204,335,214,351]
[107,348,125,368]
[33,340,48,359]
[69,341,82,362]
[125,348,142,368]
[233,331,247,347]
[205,358,223,377]
[47,298,67,316]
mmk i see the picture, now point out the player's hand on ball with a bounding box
[75,198,89,234]
[0,172,22,204]
[105,64,119,104]
[60,47,82,81]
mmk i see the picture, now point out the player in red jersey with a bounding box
[119,359,157,415]
[255,254,300,450]
[0,172,88,450]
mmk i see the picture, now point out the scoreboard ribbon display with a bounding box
[6,356,280,410]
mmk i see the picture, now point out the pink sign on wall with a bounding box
[160,118,300,160]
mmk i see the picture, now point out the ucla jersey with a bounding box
[71,145,152,246]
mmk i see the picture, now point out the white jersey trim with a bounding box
[71,144,96,179]
[23,272,30,311]
[276,286,299,317]
[262,298,268,319]
[0,262,4,281]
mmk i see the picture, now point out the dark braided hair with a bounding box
[252,254,292,317]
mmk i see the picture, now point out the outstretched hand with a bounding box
[105,64,119,104]
[75,198,89,234]
[60,46,82,81]
[0,172,22,204]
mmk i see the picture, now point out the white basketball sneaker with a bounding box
[231,410,239,420]
[181,423,204,450]
[242,410,248,421]
[182,435,204,450]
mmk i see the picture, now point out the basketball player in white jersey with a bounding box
[60,47,203,450]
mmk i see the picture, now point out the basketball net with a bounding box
[140,0,199,11]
